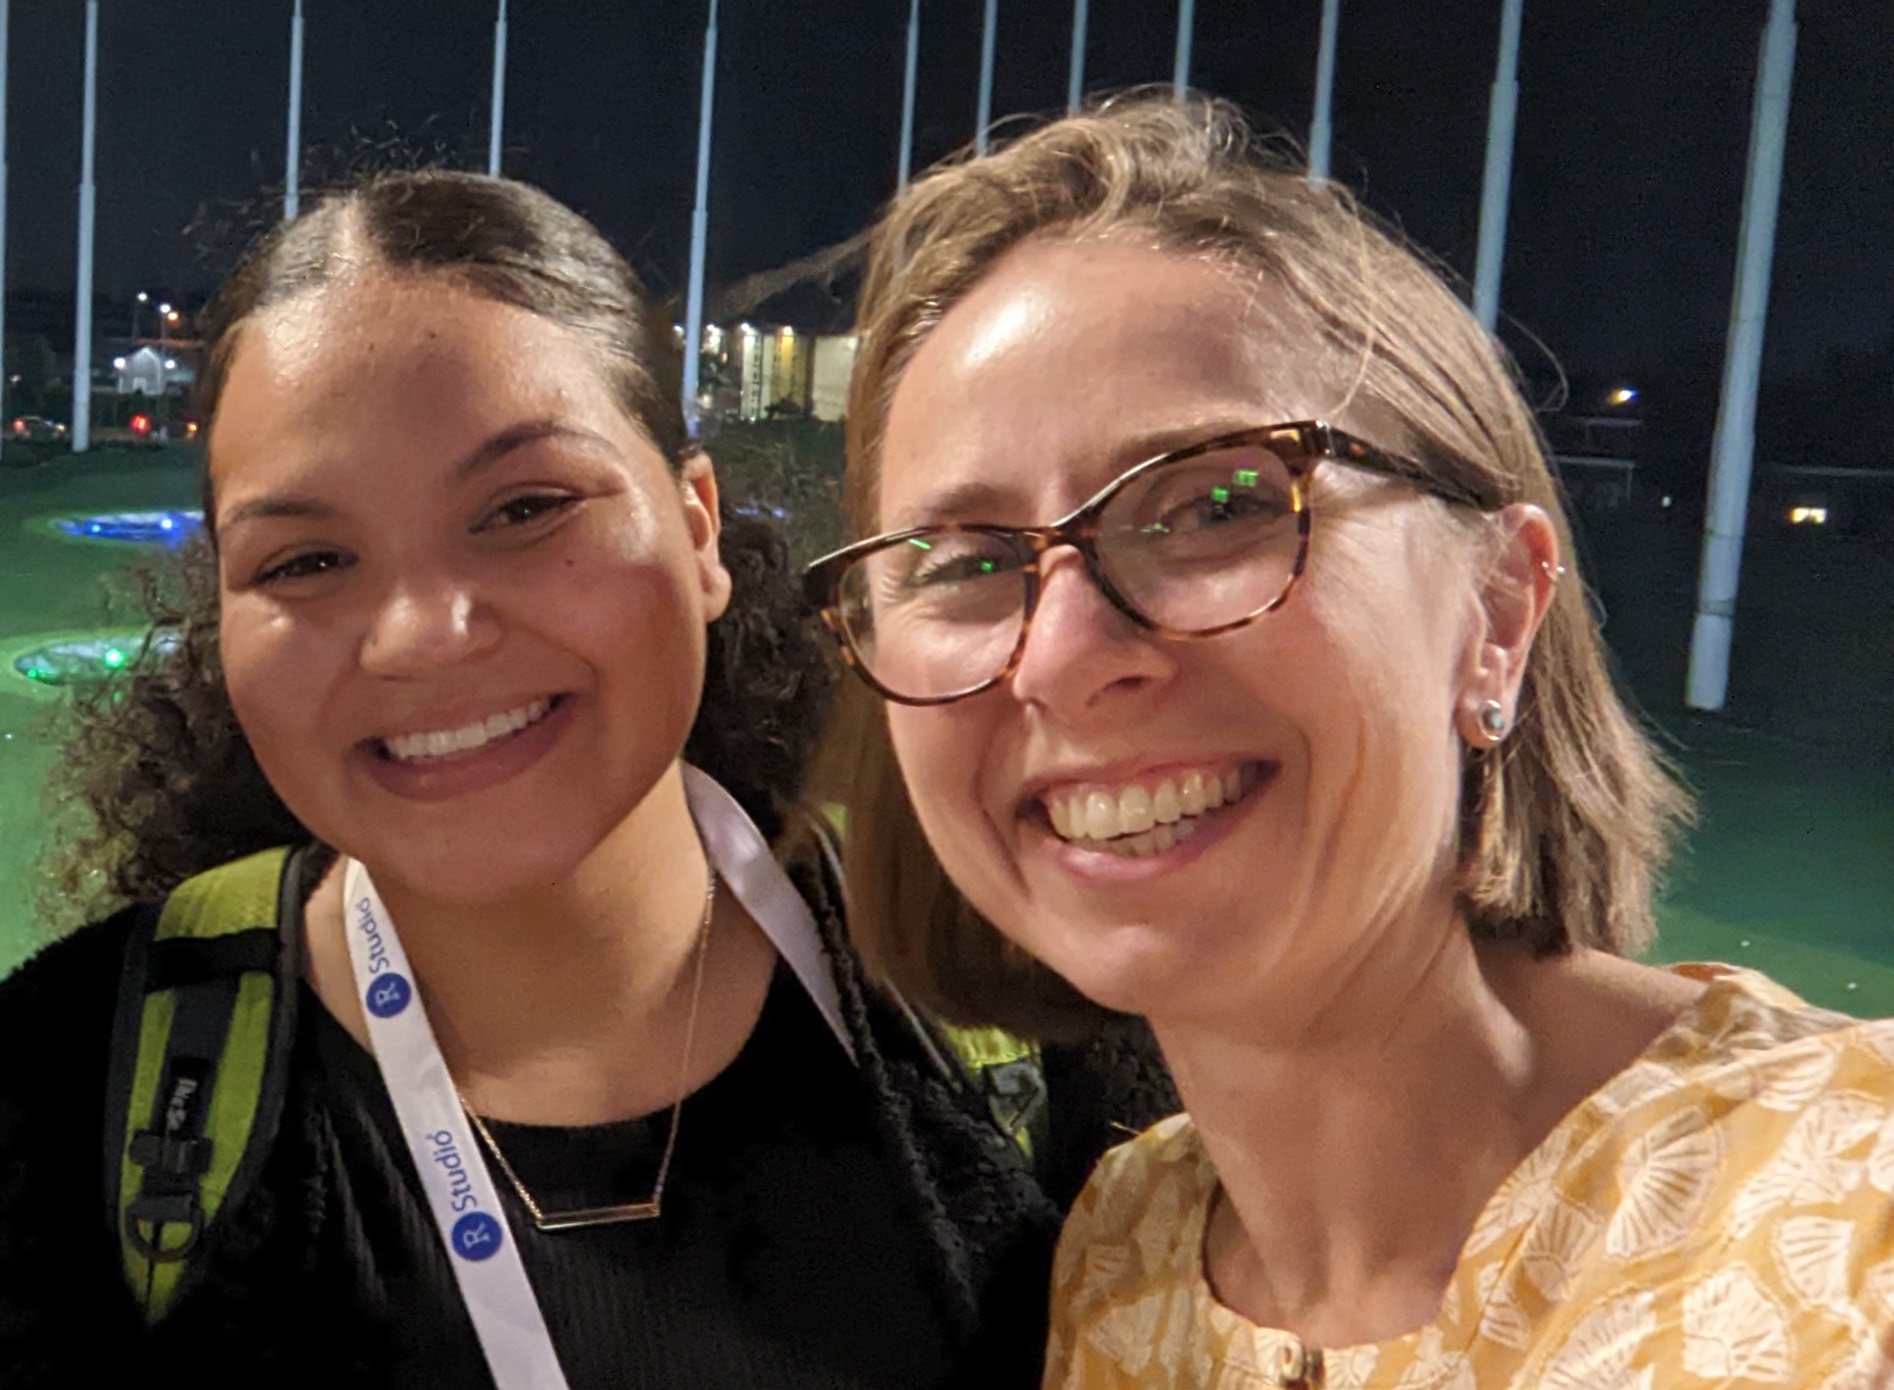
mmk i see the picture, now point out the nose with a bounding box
[358,570,500,679]
[1007,548,1173,715]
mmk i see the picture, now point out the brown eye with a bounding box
[255,550,351,586]
[480,493,579,530]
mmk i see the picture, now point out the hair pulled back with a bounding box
[49,170,831,915]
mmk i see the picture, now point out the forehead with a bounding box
[877,238,1354,524]
[207,272,625,494]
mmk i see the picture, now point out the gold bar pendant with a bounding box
[532,1200,662,1232]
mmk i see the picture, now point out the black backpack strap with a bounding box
[106,846,303,1323]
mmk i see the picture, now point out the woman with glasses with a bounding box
[809,95,1894,1387]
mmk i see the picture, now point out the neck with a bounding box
[307,762,779,1125]
[1159,899,1694,1348]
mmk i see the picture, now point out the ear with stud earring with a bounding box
[1474,699,1508,745]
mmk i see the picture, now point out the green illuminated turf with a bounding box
[0,450,202,957]
[1,450,1889,1023]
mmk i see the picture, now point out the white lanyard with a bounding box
[340,766,850,1390]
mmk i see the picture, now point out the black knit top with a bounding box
[0,845,1177,1389]
[312,960,954,1387]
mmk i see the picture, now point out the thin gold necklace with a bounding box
[458,867,717,1232]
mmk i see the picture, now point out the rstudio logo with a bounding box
[355,894,412,1017]
[365,971,412,1017]
[431,1130,504,1260]
[452,1211,505,1261]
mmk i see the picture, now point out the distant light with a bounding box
[781,325,795,340]
[163,359,177,370]
[739,322,755,337]
[103,648,126,669]
[1788,506,1828,525]
[112,357,127,370]
[164,311,180,325]
[157,301,173,316]
[130,414,151,435]
[55,510,203,545]
[1608,387,1638,406]
[136,291,149,304]
[1660,495,1673,508]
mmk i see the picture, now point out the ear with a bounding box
[678,452,733,624]
[1457,503,1560,745]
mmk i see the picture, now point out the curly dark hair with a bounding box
[46,170,833,916]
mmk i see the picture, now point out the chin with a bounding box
[333,815,602,905]
[1028,920,1216,1020]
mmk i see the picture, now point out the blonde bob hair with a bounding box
[815,94,1689,1040]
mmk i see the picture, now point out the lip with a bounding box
[355,692,577,803]
[1027,759,1279,884]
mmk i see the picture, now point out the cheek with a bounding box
[885,708,994,870]
[217,603,343,818]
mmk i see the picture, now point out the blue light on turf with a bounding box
[55,510,203,547]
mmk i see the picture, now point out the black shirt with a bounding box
[314,961,957,1388]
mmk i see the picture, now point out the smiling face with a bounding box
[210,271,730,902]
[876,237,1502,1028]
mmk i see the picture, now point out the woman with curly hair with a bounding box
[809,95,1894,1387]
[0,171,1169,1389]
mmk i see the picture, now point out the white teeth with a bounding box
[384,698,552,764]
[1118,784,1155,835]
[1179,770,1206,817]
[1044,764,1258,854]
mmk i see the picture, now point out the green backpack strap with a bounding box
[104,846,302,1323]
[939,1024,1047,1162]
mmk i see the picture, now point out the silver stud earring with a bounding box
[1478,700,1508,743]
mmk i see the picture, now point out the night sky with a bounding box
[4,0,1889,392]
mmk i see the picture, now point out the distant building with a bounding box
[109,343,196,396]
[700,236,864,424]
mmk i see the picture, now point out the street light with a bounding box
[157,305,181,394]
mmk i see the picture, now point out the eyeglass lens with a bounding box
[836,443,1304,702]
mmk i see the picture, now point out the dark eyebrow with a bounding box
[217,418,610,532]
[450,416,610,481]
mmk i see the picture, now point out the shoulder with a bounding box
[0,908,142,1051]
[1477,975,1894,1385]
[1053,1113,1209,1298]
[1599,964,1894,1122]
[0,910,152,1367]
[1044,1115,1212,1385]
[1525,969,1894,1314]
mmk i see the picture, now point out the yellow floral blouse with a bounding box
[1046,965,1894,1389]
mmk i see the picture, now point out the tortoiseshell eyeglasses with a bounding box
[804,421,1495,706]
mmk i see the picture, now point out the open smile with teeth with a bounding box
[1043,764,1261,858]
[379,696,560,764]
